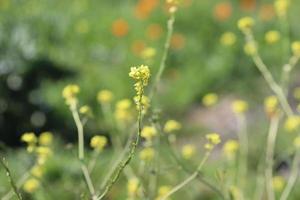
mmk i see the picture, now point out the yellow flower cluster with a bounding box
[237,17,254,33]
[97,90,113,104]
[264,96,279,116]
[62,84,80,106]
[79,105,93,117]
[220,32,236,46]
[90,135,107,151]
[202,93,218,107]
[141,126,157,141]
[21,132,37,152]
[291,41,300,57]
[205,133,221,150]
[139,147,155,161]
[181,144,196,160]
[223,140,239,159]
[265,31,280,44]
[155,185,171,200]
[274,0,290,18]
[127,178,139,197]
[163,120,181,133]
[284,116,300,132]
[133,95,150,113]
[114,99,133,124]
[232,100,248,114]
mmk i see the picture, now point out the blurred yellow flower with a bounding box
[244,42,257,56]
[293,136,300,149]
[133,95,150,113]
[274,0,289,18]
[97,90,113,104]
[141,47,156,60]
[141,126,157,141]
[206,133,221,145]
[272,176,285,191]
[21,132,37,144]
[39,131,53,146]
[220,32,236,46]
[265,30,280,44]
[30,165,44,178]
[291,41,300,57]
[23,178,39,193]
[237,17,254,32]
[79,105,92,116]
[264,96,278,115]
[232,100,248,114]
[202,93,218,107]
[155,185,171,200]
[223,140,239,158]
[181,144,196,159]
[164,120,181,133]
[116,99,132,110]
[139,147,155,161]
[62,84,80,106]
[90,135,107,151]
[284,116,300,132]
[127,178,139,197]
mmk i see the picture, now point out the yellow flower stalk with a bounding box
[264,96,279,116]
[202,93,218,107]
[90,135,107,151]
[62,84,80,106]
[163,120,181,133]
[97,90,113,104]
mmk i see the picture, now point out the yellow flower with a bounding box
[62,84,80,105]
[164,120,181,133]
[127,178,139,197]
[97,90,113,104]
[205,133,221,150]
[79,105,92,116]
[237,17,255,32]
[23,178,39,193]
[274,0,290,18]
[232,100,248,114]
[30,165,44,178]
[141,126,157,141]
[272,176,285,191]
[141,47,156,60]
[284,116,300,132]
[264,96,278,115]
[181,144,196,159]
[39,131,53,146]
[244,42,257,56]
[223,140,239,158]
[133,95,150,113]
[90,135,107,151]
[116,99,132,110]
[129,65,151,85]
[291,41,300,57]
[265,31,280,44]
[21,132,37,144]
[220,32,236,46]
[155,185,171,200]
[139,147,155,161]
[293,136,300,149]
[202,93,218,107]
[36,146,52,158]
[115,99,133,123]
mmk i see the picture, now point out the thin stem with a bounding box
[281,55,300,93]
[81,163,97,200]
[148,13,175,101]
[159,152,211,200]
[97,91,144,200]
[265,115,280,200]
[279,150,300,200]
[2,172,30,200]
[0,157,23,200]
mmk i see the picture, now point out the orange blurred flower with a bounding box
[112,19,129,37]
[240,0,256,11]
[146,24,163,40]
[170,33,186,50]
[259,4,275,21]
[213,2,232,21]
[131,40,146,56]
[134,0,159,20]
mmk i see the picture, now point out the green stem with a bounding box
[0,157,23,200]
[148,13,175,101]
[265,115,280,200]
